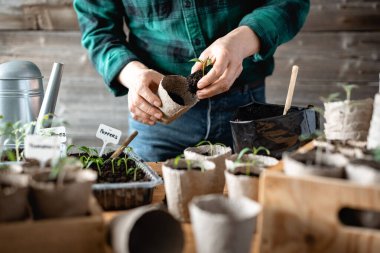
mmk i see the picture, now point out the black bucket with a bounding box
[230,102,320,159]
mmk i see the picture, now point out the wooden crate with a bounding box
[0,197,106,253]
[258,170,380,253]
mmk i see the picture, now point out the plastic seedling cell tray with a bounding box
[69,147,162,211]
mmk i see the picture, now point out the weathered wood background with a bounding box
[0,0,379,145]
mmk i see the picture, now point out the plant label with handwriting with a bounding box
[24,135,61,168]
[96,124,122,156]
[37,126,67,143]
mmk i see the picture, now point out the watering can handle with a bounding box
[34,62,64,133]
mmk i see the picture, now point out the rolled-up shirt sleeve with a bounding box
[74,0,139,96]
[239,0,310,62]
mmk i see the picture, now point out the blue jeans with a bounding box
[128,84,266,161]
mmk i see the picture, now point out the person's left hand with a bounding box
[191,26,261,99]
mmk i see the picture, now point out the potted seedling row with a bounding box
[225,147,278,201]
[184,140,232,193]
[68,145,162,210]
[162,157,216,222]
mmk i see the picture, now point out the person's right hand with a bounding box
[118,61,164,125]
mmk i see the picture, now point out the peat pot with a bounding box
[367,93,380,149]
[158,75,198,124]
[230,102,319,159]
[30,170,97,219]
[189,194,262,253]
[184,144,232,193]
[324,98,373,142]
[283,150,348,178]
[109,205,184,253]
[0,173,29,222]
[225,154,278,200]
[162,159,216,222]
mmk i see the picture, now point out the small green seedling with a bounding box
[373,148,380,163]
[338,83,358,101]
[234,146,270,176]
[189,57,213,77]
[49,156,83,184]
[195,140,226,156]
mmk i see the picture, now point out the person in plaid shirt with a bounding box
[74,0,310,161]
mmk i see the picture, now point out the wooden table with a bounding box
[102,162,259,253]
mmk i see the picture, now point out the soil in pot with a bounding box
[186,65,212,95]
[167,92,185,106]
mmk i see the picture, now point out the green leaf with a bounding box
[236,147,252,163]
[189,58,202,63]
[252,146,270,156]
[66,144,76,155]
[320,93,340,103]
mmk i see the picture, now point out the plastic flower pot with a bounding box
[162,159,216,222]
[225,154,278,201]
[109,204,184,253]
[324,98,373,141]
[30,169,97,219]
[184,144,232,193]
[0,173,29,222]
[158,75,199,124]
[189,194,262,253]
[283,150,348,178]
[367,93,380,149]
[230,101,319,159]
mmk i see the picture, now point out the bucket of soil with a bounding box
[109,204,184,253]
[0,173,29,222]
[157,75,199,124]
[184,144,232,193]
[30,159,97,219]
[162,158,216,222]
[230,101,319,159]
[283,149,348,178]
[69,147,163,210]
[225,154,278,201]
[189,194,262,253]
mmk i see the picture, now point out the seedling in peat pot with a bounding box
[195,140,226,156]
[234,146,270,176]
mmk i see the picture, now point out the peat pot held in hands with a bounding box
[157,75,199,124]
[230,101,319,159]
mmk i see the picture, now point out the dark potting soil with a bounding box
[231,171,259,177]
[174,167,203,171]
[168,92,185,106]
[234,102,299,122]
[70,152,149,184]
[186,66,212,95]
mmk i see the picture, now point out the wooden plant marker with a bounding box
[283,65,299,115]
[37,126,67,156]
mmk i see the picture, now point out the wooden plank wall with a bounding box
[0,0,379,145]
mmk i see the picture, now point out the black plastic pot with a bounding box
[230,102,320,159]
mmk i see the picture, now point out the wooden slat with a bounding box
[304,2,380,32]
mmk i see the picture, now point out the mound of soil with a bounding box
[186,65,212,95]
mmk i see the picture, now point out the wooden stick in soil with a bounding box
[110,131,138,159]
[283,65,299,115]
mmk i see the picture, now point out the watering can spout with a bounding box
[34,62,64,133]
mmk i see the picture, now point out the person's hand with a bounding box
[118,61,164,125]
[191,26,261,99]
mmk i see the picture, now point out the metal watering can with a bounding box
[0,60,63,132]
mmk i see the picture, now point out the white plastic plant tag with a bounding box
[24,135,61,169]
[37,126,67,143]
[96,124,122,156]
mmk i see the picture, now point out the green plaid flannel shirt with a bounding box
[74,0,309,97]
